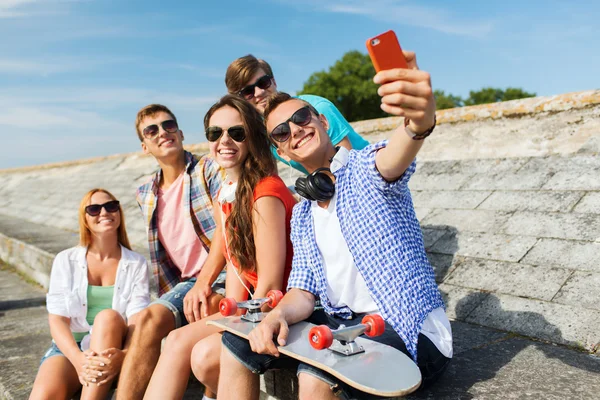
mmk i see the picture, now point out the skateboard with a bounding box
[208,308,422,397]
[218,289,283,323]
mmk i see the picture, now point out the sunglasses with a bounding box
[269,106,314,143]
[142,119,178,139]
[206,125,246,142]
[85,200,120,216]
[238,75,273,100]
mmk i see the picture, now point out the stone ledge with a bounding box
[0,233,54,289]
[352,89,600,135]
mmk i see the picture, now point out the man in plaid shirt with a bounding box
[116,104,226,400]
[217,51,453,400]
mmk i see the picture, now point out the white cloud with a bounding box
[0,87,219,111]
[175,25,275,49]
[226,33,274,49]
[171,64,224,79]
[273,0,493,37]
[0,0,38,17]
[0,0,81,18]
[0,106,129,130]
[0,56,137,76]
[0,59,77,75]
[0,107,74,128]
[0,103,136,169]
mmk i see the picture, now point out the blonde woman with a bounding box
[30,189,150,400]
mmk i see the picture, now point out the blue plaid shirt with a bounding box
[287,141,445,360]
[136,151,222,296]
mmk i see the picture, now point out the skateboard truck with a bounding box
[308,314,385,356]
[219,290,283,323]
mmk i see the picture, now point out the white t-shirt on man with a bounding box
[312,191,453,358]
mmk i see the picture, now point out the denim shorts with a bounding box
[151,271,227,329]
[222,309,451,400]
[39,341,83,366]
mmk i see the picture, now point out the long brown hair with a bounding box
[78,188,132,250]
[204,95,276,271]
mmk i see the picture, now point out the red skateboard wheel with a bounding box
[362,314,385,337]
[308,325,334,350]
[219,298,238,316]
[266,290,283,308]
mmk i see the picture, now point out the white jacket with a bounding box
[46,245,151,339]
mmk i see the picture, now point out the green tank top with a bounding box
[72,285,114,342]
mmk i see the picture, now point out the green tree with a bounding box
[299,50,537,118]
[464,87,504,106]
[464,87,536,106]
[434,90,463,110]
[298,51,386,122]
[502,87,537,101]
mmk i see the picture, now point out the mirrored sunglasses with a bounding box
[142,119,178,139]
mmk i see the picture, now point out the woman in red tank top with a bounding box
[145,94,296,400]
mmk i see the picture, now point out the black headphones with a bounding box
[294,147,341,202]
[295,168,335,202]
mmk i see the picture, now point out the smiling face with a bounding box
[85,191,121,238]
[266,99,330,167]
[139,111,184,161]
[208,105,249,177]
[243,69,277,114]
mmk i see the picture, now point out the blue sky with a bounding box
[1,0,599,169]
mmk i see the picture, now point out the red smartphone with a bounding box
[366,30,408,72]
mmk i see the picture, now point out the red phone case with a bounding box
[366,30,408,72]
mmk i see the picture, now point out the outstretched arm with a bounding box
[374,51,436,181]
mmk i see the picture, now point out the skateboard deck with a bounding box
[208,317,422,397]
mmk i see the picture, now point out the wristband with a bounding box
[404,115,436,140]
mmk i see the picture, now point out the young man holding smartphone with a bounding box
[217,51,453,400]
[225,54,370,173]
[115,104,226,400]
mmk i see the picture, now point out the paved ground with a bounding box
[2,260,599,400]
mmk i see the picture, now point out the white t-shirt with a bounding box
[312,191,453,358]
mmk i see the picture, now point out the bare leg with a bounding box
[29,356,81,400]
[190,333,222,395]
[116,304,175,400]
[217,344,259,400]
[297,372,338,400]
[80,309,128,400]
[144,294,222,400]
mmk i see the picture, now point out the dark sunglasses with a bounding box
[269,106,314,143]
[142,119,178,139]
[238,75,273,99]
[206,125,246,142]
[85,200,120,216]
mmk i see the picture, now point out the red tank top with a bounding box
[220,176,296,292]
